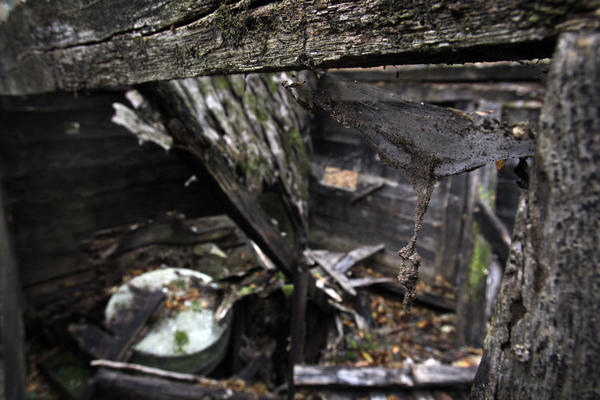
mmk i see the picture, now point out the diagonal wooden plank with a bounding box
[304,249,356,296]
[335,243,386,274]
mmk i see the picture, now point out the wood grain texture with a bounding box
[92,368,275,400]
[132,73,312,274]
[294,364,477,387]
[0,176,26,400]
[1,0,596,95]
[472,32,600,399]
[0,92,221,314]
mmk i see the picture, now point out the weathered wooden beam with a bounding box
[334,243,386,274]
[349,182,386,204]
[113,74,311,275]
[294,364,478,388]
[288,264,309,399]
[90,359,219,386]
[473,196,511,266]
[472,30,600,400]
[109,218,235,257]
[92,368,276,400]
[304,249,357,296]
[69,288,165,361]
[1,0,596,95]
[295,365,413,387]
[377,281,456,312]
[454,164,496,348]
[0,172,26,400]
[332,62,550,83]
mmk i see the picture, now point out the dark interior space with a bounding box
[2,62,546,399]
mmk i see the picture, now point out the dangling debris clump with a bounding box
[284,71,535,309]
[397,174,436,309]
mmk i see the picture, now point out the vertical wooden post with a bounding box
[287,263,308,400]
[454,163,497,347]
[434,174,469,282]
[0,171,26,400]
[472,30,600,399]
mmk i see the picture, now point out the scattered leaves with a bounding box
[322,166,359,191]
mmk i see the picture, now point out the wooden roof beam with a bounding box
[0,0,597,95]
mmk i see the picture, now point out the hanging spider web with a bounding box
[286,72,534,308]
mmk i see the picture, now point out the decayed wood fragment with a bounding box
[1,0,592,95]
[114,73,311,274]
[334,244,385,274]
[92,368,276,400]
[304,249,357,296]
[0,176,26,400]
[472,31,600,399]
[69,288,165,362]
[473,196,511,265]
[91,359,218,386]
[294,364,477,388]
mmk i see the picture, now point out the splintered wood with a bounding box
[286,72,535,308]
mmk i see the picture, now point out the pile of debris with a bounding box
[23,213,481,400]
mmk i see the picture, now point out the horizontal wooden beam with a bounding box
[0,0,595,95]
[92,368,276,400]
[294,364,478,388]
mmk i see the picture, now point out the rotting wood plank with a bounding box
[68,324,119,361]
[11,180,209,252]
[472,31,600,400]
[5,161,195,204]
[1,0,595,95]
[332,62,549,83]
[109,219,234,257]
[304,249,357,296]
[69,288,165,362]
[294,364,477,388]
[308,194,441,254]
[288,265,309,399]
[473,196,511,266]
[0,173,26,400]
[308,223,438,275]
[294,365,413,387]
[433,174,468,282]
[92,368,276,400]
[377,281,456,312]
[317,78,545,105]
[411,364,479,387]
[334,244,386,274]
[349,183,386,205]
[124,74,311,275]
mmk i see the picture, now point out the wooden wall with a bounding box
[0,91,223,320]
[307,63,545,282]
[0,63,544,319]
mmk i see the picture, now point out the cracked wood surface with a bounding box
[123,73,311,274]
[1,0,598,95]
[472,31,600,399]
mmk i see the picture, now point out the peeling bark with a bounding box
[472,31,600,399]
